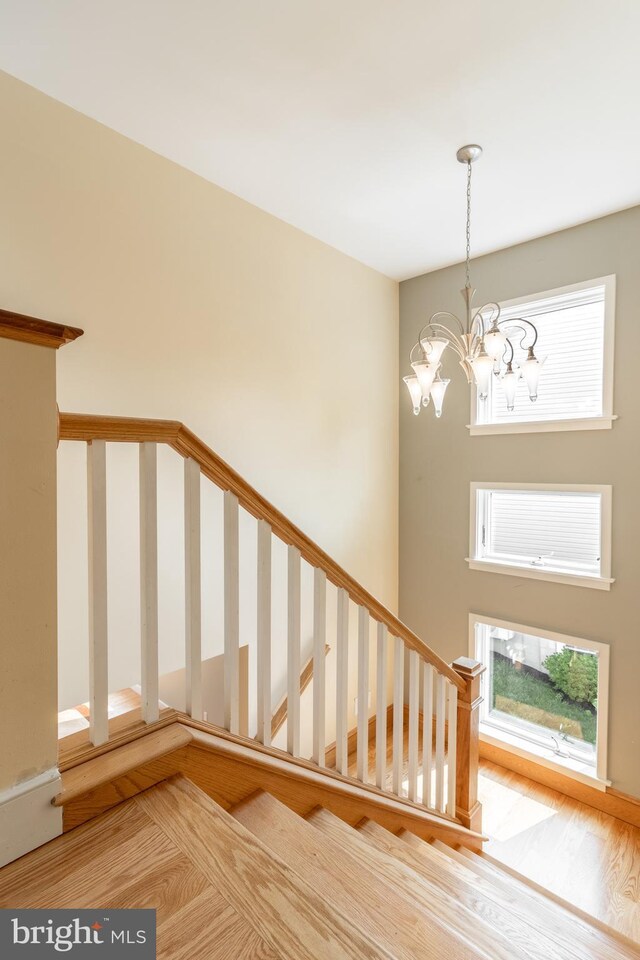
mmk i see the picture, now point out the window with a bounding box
[470,276,616,435]
[470,614,609,787]
[468,482,613,589]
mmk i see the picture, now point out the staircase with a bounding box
[1,774,637,960]
[3,312,639,959]
[55,411,484,834]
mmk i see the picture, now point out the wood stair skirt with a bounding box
[53,714,481,847]
[1,774,637,960]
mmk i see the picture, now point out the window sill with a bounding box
[479,726,610,791]
[467,415,617,437]
[466,558,614,591]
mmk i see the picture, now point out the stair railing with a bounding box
[58,412,483,830]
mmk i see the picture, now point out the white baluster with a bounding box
[357,606,369,783]
[184,457,202,720]
[422,662,434,808]
[435,673,446,812]
[392,637,404,796]
[375,622,388,790]
[407,650,420,802]
[312,568,327,766]
[139,442,159,725]
[87,439,108,746]
[335,588,349,776]
[224,490,240,734]
[256,519,272,746]
[287,545,301,757]
[447,682,458,818]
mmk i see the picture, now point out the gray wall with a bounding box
[399,206,640,798]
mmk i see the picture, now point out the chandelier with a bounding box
[404,144,544,418]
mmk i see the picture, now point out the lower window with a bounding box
[470,614,609,786]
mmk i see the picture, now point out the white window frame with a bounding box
[469,613,610,789]
[468,275,617,436]
[468,481,614,590]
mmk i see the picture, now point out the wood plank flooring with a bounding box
[344,731,640,942]
[0,776,388,960]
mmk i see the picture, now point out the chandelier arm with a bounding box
[419,311,466,338]
[498,316,539,350]
[502,337,515,365]
[472,301,502,340]
[470,310,485,339]
[409,340,426,364]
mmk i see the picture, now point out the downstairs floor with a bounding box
[480,760,640,942]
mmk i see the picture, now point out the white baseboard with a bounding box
[0,768,63,868]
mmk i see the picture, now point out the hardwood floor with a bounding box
[1,770,638,957]
[0,777,380,960]
[56,693,640,942]
[479,759,640,942]
[343,733,640,942]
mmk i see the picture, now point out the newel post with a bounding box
[452,656,485,834]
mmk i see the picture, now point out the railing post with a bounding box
[452,656,485,834]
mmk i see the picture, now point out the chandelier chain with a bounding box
[465,160,472,289]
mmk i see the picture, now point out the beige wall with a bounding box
[0,338,58,791]
[0,71,398,744]
[399,206,640,798]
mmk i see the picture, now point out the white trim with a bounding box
[468,415,617,437]
[469,481,613,590]
[467,559,614,591]
[0,768,63,867]
[468,613,609,786]
[469,274,616,432]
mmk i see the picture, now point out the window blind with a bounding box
[476,284,606,425]
[478,488,602,576]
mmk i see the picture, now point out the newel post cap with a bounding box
[451,656,485,679]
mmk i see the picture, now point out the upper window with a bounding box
[470,276,616,435]
[469,482,613,590]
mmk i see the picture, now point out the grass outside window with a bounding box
[491,652,597,746]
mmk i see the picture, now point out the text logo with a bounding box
[0,909,155,957]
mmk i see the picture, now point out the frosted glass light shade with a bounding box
[484,328,507,360]
[430,377,450,418]
[501,367,519,411]
[521,355,544,401]
[411,360,438,398]
[470,353,494,400]
[419,337,448,365]
[403,375,422,415]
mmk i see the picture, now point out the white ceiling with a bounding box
[1,0,639,279]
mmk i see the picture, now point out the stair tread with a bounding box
[306,805,534,960]
[436,841,640,960]
[392,827,639,960]
[136,775,393,960]
[232,790,484,960]
[361,818,593,960]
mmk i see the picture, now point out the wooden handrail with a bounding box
[59,412,464,690]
